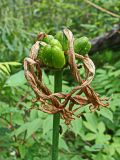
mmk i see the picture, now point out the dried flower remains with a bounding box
[24,29,109,125]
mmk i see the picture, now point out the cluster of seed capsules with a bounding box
[37,31,91,68]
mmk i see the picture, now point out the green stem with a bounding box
[52,70,63,160]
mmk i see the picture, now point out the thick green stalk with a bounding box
[52,70,63,160]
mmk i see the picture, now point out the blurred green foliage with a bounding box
[0,0,120,160]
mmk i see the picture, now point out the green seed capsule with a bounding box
[42,35,54,43]
[51,46,65,68]
[41,45,53,67]
[37,45,44,60]
[74,36,91,55]
[49,39,62,49]
[38,45,65,69]
[55,31,68,51]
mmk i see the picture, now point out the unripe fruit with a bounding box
[43,35,54,43]
[43,34,62,49]
[51,46,65,68]
[41,45,53,67]
[49,39,62,49]
[74,36,91,55]
[37,45,45,60]
[38,45,65,69]
[55,31,68,51]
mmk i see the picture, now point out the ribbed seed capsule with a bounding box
[49,39,62,49]
[51,46,65,68]
[74,36,91,55]
[41,45,53,67]
[55,31,68,51]
[38,45,65,69]
[42,35,54,43]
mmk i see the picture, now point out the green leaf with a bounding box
[13,118,42,138]
[19,145,26,159]
[5,70,26,87]
[0,64,10,75]
[13,123,28,137]
[98,108,113,122]
[30,109,38,121]
[95,132,111,144]
[85,113,98,129]
[71,155,83,160]
[84,121,97,133]
[97,122,106,133]
[0,62,21,79]
[71,118,82,135]
[26,118,42,139]
[85,144,103,152]
[115,145,120,154]
[59,138,69,151]
[4,62,21,66]
[12,113,24,125]
[43,115,53,135]
[42,71,50,85]
[84,133,96,141]
[115,129,120,136]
